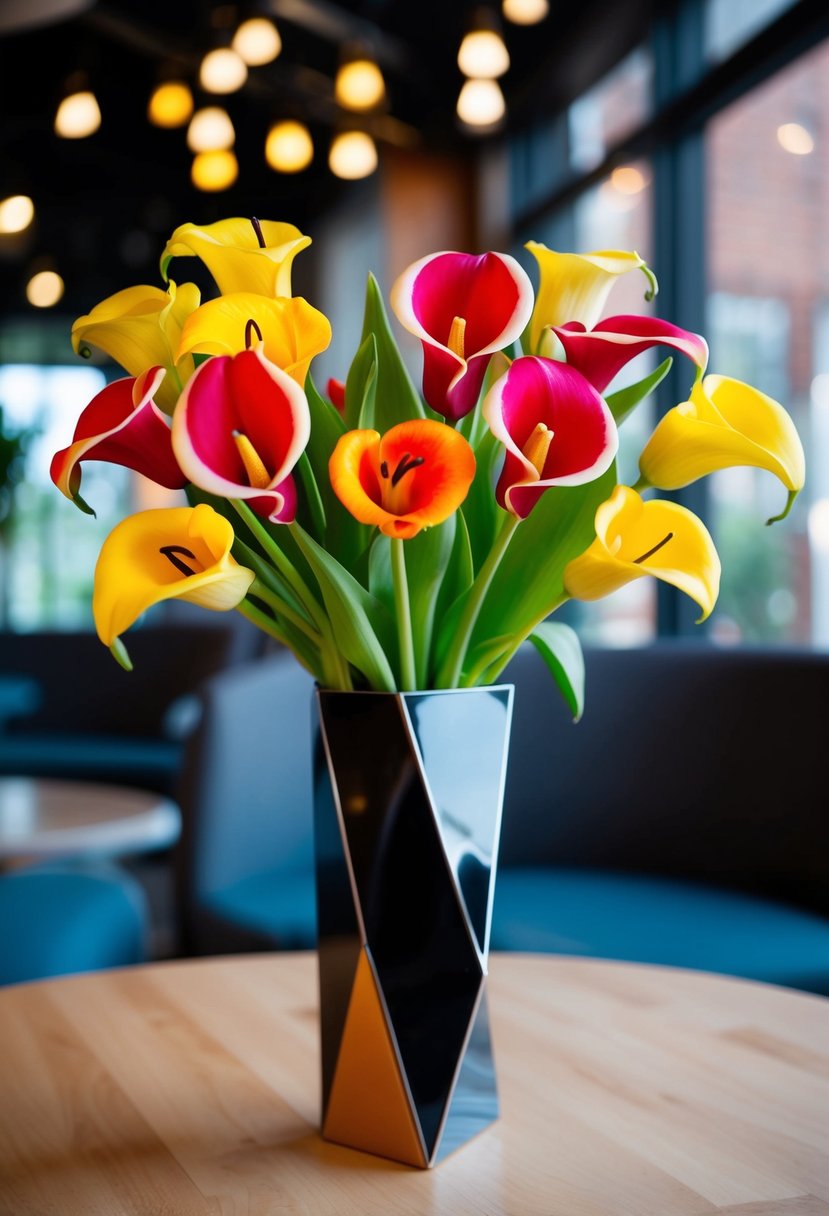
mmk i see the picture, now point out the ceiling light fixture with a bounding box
[232,17,281,66]
[265,121,314,173]
[777,122,814,155]
[456,78,505,127]
[26,269,64,308]
[335,56,386,111]
[148,81,194,129]
[54,88,101,138]
[0,195,35,234]
[328,131,378,180]
[458,10,510,79]
[199,47,248,94]
[502,0,549,24]
[191,148,239,191]
[187,106,235,153]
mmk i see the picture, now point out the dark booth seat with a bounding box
[174,644,829,994]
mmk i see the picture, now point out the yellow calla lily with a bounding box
[563,485,721,622]
[638,374,806,523]
[160,217,311,298]
[71,281,201,413]
[177,293,332,385]
[93,503,255,666]
[525,242,657,354]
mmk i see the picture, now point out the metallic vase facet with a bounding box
[313,684,513,1168]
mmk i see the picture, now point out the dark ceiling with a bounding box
[0,0,659,317]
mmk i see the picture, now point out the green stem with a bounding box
[231,500,325,630]
[296,451,327,540]
[391,537,416,691]
[437,514,521,689]
[249,578,321,644]
[474,595,569,687]
[236,600,324,682]
[632,473,650,494]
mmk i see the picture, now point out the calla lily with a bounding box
[177,293,331,385]
[329,419,476,539]
[50,366,186,515]
[172,346,310,524]
[638,374,806,523]
[553,315,709,393]
[160,217,311,298]
[526,242,657,354]
[563,485,720,621]
[390,250,534,421]
[72,281,200,413]
[93,504,255,661]
[483,356,618,519]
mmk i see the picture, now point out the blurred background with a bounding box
[1,0,829,992]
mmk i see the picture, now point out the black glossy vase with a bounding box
[313,684,513,1168]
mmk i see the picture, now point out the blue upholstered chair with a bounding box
[0,862,148,986]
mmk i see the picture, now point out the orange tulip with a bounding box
[329,420,475,539]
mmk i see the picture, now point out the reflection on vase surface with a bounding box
[313,685,513,1168]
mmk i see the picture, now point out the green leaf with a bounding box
[464,429,503,572]
[294,451,327,542]
[344,332,378,431]
[528,621,585,721]
[605,356,673,426]
[292,524,397,691]
[305,373,369,569]
[359,273,425,432]
[109,637,133,672]
[405,519,458,688]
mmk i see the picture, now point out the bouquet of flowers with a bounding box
[50,217,805,713]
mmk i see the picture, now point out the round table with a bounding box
[0,776,181,861]
[0,953,827,1215]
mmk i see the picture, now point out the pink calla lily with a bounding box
[171,346,310,524]
[391,250,534,421]
[50,366,187,515]
[483,356,618,519]
[553,315,709,393]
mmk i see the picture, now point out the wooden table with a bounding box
[0,777,181,861]
[1,954,827,1216]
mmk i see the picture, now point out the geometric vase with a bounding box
[313,684,513,1168]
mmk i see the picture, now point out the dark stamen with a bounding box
[250,216,266,248]
[245,318,263,350]
[391,454,425,487]
[633,532,673,564]
[380,461,389,479]
[159,545,197,577]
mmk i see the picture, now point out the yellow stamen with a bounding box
[523,422,554,475]
[447,315,466,360]
[232,430,271,489]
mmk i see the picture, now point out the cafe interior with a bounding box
[0,0,828,1202]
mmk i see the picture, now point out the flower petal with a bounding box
[161,218,311,297]
[93,503,254,649]
[563,485,721,621]
[177,293,331,385]
[526,243,656,353]
[483,356,618,518]
[554,314,708,393]
[171,347,311,524]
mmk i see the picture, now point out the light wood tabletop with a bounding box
[0,777,180,860]
[0,953,827,1216]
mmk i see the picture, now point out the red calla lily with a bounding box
[171,347,310,524]
[50,366,186,515]
[553,315,709,393]
[391,250,534,421]
[483,356,618,519]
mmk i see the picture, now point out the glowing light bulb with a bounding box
[233,17,281,66]
[502,0,548,23]
[458,29,509,79]
[610,165,647,194]
[199,47,248,94]
[335,59,386,111]
[777,122,814,155]
[55,90,101,138]
[191,149,239,191]
[456,78,505,127]
[265,121,314,173]
[328,131,378,180]
[27,270,64,308]
[148,81,194,128]
[0,195,35,234]
[187,107,235,152]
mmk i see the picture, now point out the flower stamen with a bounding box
[523,422,554,476]
[159,545,198,577]
[250,216,266,249]
[391,453,425,487]
[245,318,263,350]
[447,315,466,361]
[633,532,673,564]
[232,430,271,489]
